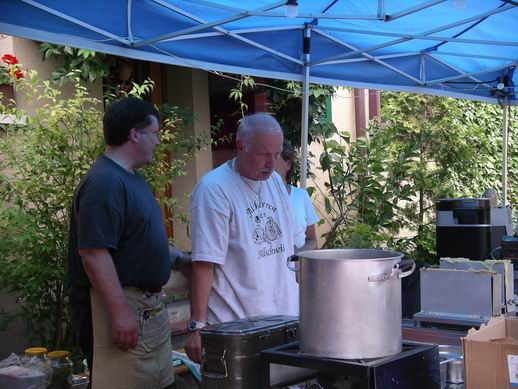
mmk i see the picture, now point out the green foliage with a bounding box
[38,43,137,100]
[0,70,104,348]
[124,78,155,102]
[378,93,516,261]
[141,102,212,234]
[39,43,112,86]
[339,223,386,249]
[265,80,336,149]
[312,91,516,263]
[311,120,414,251]
[229,75,256,117]
[226,76,335,155]
[0,69,206,349]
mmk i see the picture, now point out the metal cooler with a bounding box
[414,258,515,328]
[200,315,298,389]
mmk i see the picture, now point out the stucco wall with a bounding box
[164,66,213,291]
[165,65,213,251]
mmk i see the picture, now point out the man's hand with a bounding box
[185,331,202,363]
[110,303,139,350]
[169,245,192,271]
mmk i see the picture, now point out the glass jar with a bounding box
[47,350,73,389]
[23,347,48,365]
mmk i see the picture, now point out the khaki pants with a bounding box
[90,288,174,389]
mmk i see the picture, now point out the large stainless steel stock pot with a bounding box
[288,249,415,359]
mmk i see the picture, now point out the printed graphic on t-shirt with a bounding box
[246,199,285,259]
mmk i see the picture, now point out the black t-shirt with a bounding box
[67,155,170,291]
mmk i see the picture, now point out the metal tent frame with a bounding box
[1,0,517,196]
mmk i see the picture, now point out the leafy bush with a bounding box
[311,91,516,262]
[39,43,112,86]
[265,80,335,149]
[0,70,206,349]
[0,71,104,348]
[310,120,414,251]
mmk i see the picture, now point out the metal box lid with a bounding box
[200,315,298,336]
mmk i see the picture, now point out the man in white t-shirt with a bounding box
[184,113,304,363]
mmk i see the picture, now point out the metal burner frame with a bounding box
[261,340,440,389]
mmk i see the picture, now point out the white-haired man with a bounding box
[185,113,305,362]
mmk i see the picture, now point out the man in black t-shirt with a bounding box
[68,98,186,389]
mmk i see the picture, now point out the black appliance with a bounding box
[261,341,440,389]
[436,198,512,260]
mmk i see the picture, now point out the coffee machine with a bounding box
[436,198,512,260]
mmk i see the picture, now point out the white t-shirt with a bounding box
[190,161,304,323]
[289,185,320,235]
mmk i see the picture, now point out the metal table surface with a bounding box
[402,320,467,347]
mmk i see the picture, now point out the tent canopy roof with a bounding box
[1,0,517,104]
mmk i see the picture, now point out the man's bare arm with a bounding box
[296,224,318,253]
[80,247,138,350]
[184,261,214,363]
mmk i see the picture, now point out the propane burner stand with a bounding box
[261,341,440,389]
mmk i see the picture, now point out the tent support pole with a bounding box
[300,25,311,188]
[502,99,509,205]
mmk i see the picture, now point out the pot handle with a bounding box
[368,259,416,282]
[396,259,416,279]
[286,255,299,272]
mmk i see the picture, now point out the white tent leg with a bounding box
[502,100,509,206]
[300,64,310,189]
[300,25,311,189]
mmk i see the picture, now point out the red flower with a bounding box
[8,68,24,79]
[2,54,19,65]
[1,53,24,83]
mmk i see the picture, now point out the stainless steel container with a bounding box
[200,315,298,389]
[439,345,464,388]
[288,249,415,359]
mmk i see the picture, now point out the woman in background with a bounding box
[275,139,319,251]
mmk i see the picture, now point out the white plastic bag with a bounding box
[21,355,53,388]
[0,353,47,389]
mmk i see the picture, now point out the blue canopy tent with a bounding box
[1,0,517,196]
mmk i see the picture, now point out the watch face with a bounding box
[188,320,204,332]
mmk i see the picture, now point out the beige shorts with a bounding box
[90,287,174,389]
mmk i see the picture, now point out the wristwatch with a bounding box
[187,319,206,332]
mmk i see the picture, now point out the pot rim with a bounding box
[297,248,403,261]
